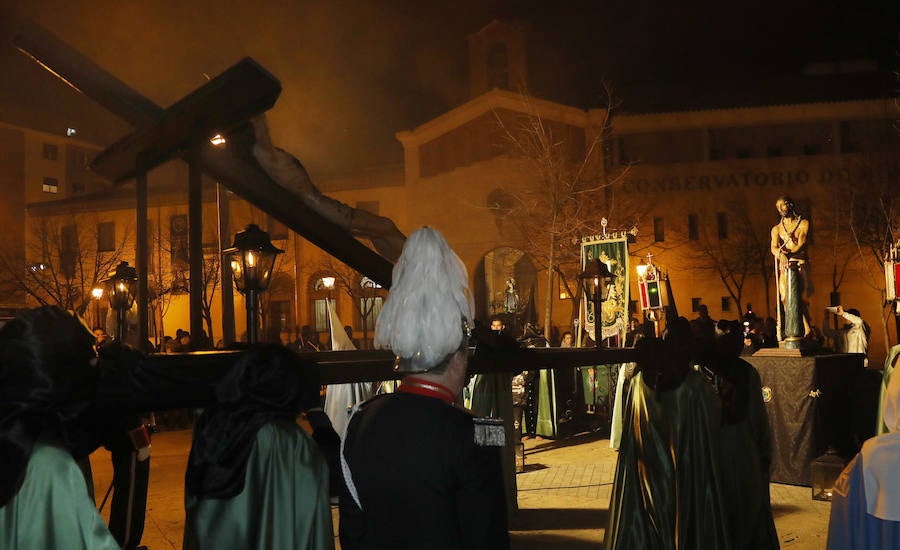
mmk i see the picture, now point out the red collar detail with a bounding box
[398,376,457,404]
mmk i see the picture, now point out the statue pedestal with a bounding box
[745,353,868,486]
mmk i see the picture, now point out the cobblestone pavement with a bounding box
[88,428,832,549]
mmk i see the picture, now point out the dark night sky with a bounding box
[0,0,895,177]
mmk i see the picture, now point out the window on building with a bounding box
[487,43,509,90]
[716,212,728,240]
[266,214,288,240]
[42,143,58,160]
[653,217,665,243]
[357,276,385,334]
[721,296,731,312]
[311,275,337,333]
[42,177,59,194]
[71,150,86,169]
[735,148,752,159]
[359,296,384,333]
[617,130,705,164]
[97,222,116,252]
[313,299,328,332]
[687,214,699,241]
[71,181,85,194]
[60,224,78,278]
[169,214,189,269]
[840,119,900,153]
[803,144,821,156]
[766,146,783,157]
[691,297,701,312]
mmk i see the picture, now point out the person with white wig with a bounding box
[338,226,509,549]
[827,361,900,548]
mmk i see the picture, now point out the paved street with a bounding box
[88,427,832,549]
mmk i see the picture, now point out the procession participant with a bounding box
[339,227,509,549]
[0,306,119,549]
[827,366,900,548]
[184,344,333,550]
[823,305,870,366]
[604,318,731,550]
[707,320,780,550]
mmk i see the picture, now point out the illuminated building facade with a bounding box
[2,21,897,363]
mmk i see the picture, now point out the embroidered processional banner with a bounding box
[580,235,630,344]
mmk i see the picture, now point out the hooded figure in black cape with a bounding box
[0,306,120,549]
[702,320,779,549]
[603,317,732,550]
[183,344,335,550]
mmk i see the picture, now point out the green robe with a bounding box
[876,344,900,435]
[0,435,120,550]
[604,371,731,550]
[718,362,779,550]
[184,421,334,550]
[536,369,559,437]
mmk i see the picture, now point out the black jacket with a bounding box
[339,392,509,549]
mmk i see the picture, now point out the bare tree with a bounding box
[494,87,632,338]
[0,214,130,318]
[687,202,771,317]
[841,154,899,351]
[199,250,221,345]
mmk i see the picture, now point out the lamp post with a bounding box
[103,261,137,342]
[91,286,104,329]
[579,258,616,348]
[223,224,284,344]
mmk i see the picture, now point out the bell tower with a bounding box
[467,20,527,99]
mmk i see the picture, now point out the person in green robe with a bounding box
[604,319,732,550]
[702,320,779,550]
[0,306,120,550]
[876,344,900,435]
[183,344,334,550]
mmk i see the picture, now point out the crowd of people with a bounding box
[0,224,895,549]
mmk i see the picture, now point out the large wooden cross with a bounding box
[13,21,393,346]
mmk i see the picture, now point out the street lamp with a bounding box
[321,276,336,296]
[223,224,284,344]
[91,287,104,329]
[103,261,137,341]
[579,258,616,348]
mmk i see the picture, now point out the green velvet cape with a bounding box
[0,435,120,550]
[183,421,334,550]
[603,371,731,550]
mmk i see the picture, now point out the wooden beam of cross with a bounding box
[11,20,394,289]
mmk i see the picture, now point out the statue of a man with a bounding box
[769,196,811,342]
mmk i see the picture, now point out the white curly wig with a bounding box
[374,227,474,372]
